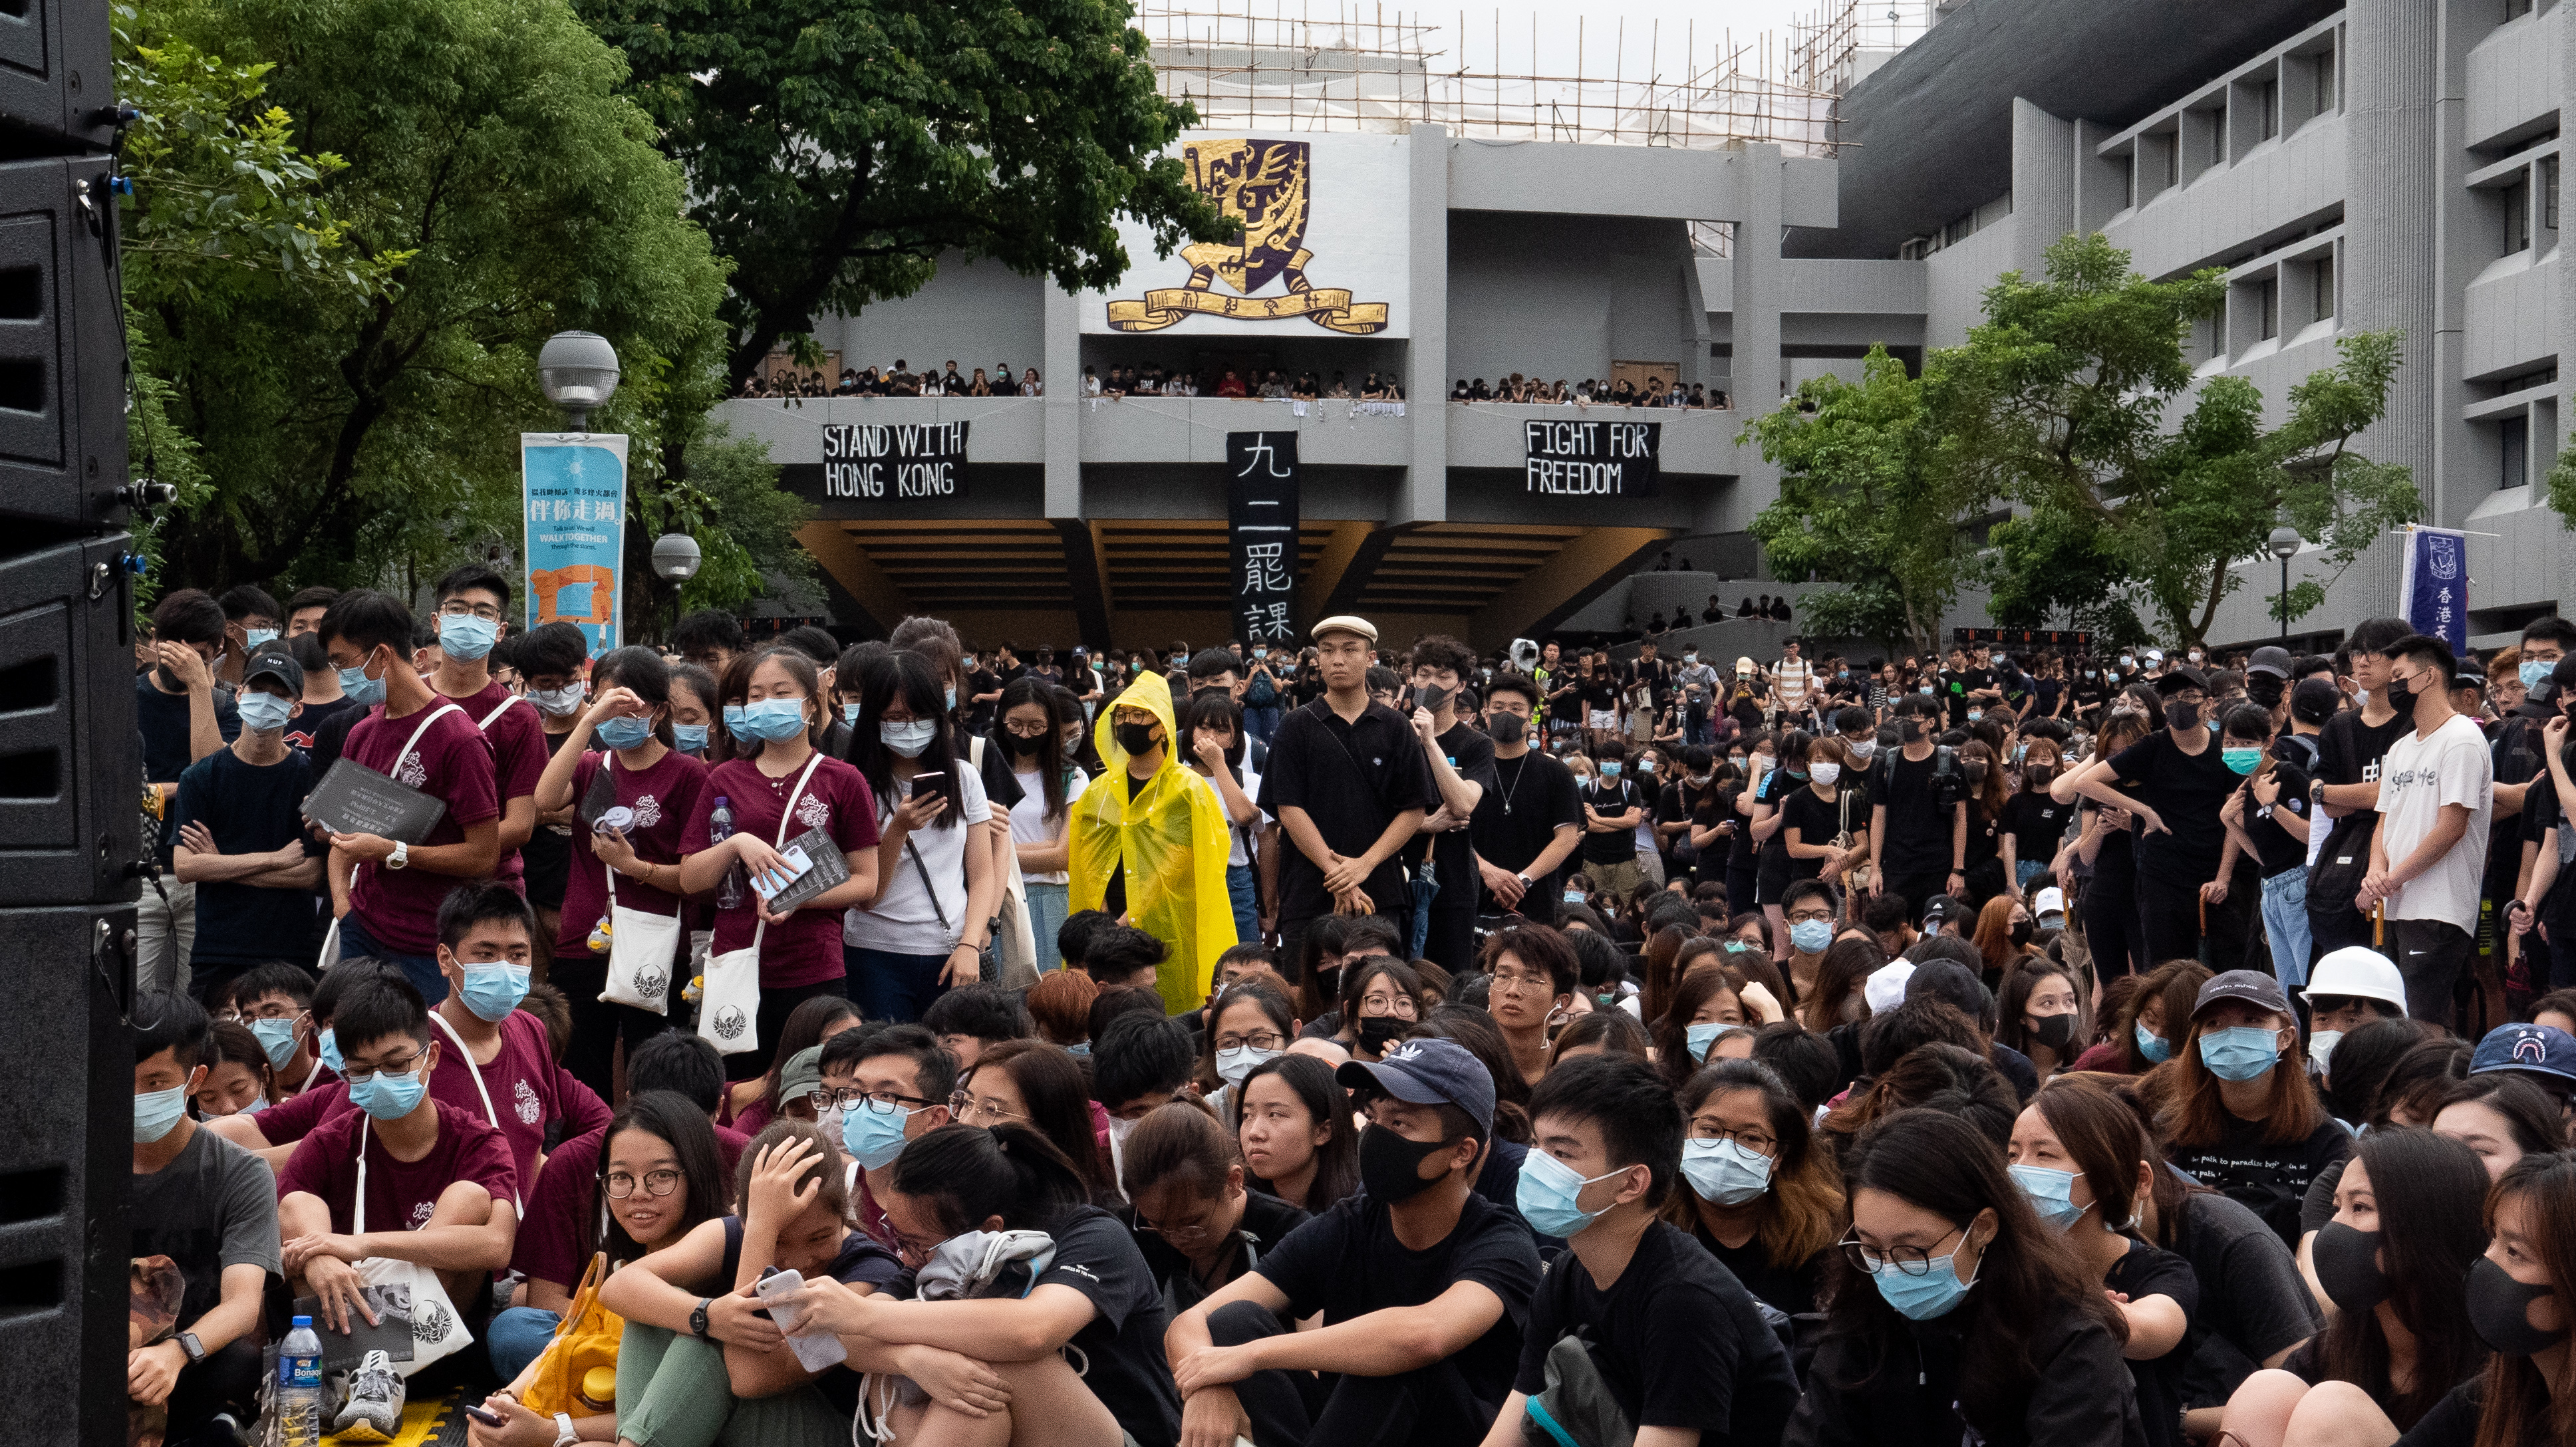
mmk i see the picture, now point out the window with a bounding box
[2123,154,2137,208]
[2507,0,2535,19]
[2315,49,2337,114]
[2164,132,2180,188]
[2257,278,2279,340]
[2502,414,2529,489]
[2506,176,2533,253]
[2545,156,2561,240]
[2313,255,2335,323]
[2255,80,2279,140]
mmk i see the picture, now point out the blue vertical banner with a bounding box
[521,434,628,658]
[2397,524,2469,656]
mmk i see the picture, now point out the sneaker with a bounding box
[330,1349,405,1442]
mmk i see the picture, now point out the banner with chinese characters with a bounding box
[521,433,628,658]
[1523,418,1660,497]
[2398,524,2468,655]
[1225,432,1300,647]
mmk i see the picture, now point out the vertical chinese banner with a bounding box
[521,434,629,658]
[1225,432,1300,647]
[2396,524,2468,656]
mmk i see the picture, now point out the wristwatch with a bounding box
[690,1297,713,1341]
[386,841,410,870]
[176,1331,205,1365]
[553,1411,579,1447]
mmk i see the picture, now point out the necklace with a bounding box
[1499,752,1532,815]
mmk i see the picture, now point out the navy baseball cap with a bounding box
[1338,1037,1495,1140]
[2471,1023,2576,1086]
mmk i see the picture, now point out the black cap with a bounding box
[2153,665,2211,696]
[2245,646,2293,680]
[243,648,305,696]
[2291,676,2342,725]
[1904,959,1995,1030]
[1921,894,1968,932]
[2194,969,2292,1019]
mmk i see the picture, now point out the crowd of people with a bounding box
[1449,374,1732,409]
[738,360,1044,400]
[122,582,2576,1447]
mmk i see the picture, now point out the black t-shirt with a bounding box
[1026,1207,1181,1447]
[283,694,365,754]
[137,671,241,785]
[1939,666,1991,725]
[2522,774,2576,935]
[2313,707,2415,858]
[2242,759,2315,877]
[2168,1188,2323,1411]
[168,748,318,966]
[2392,1378,2484,1447]
[1255,1191,1541,1424]
[1258,701,1437,920]
[1779,782,1866,882]
[2104,1236,2203,1447]
[1962,799,2003,870]
[520,725,582,908]
[1514,1220,1798,1442]
[1403,722,1501,903]
[964,668,1003,733]
[1580,678,1620,712]
[2108,731,2239,887]
[1472,749,1584,920]
[1580,777,1650,865]
[1691,1224,1827,1319]
[1878,749,1953,876]
[2170,1111,2355,1251]
[1131,1189,1310,1317]
[2000,792,2075,872]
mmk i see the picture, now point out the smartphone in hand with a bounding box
[753,1267,847,1371]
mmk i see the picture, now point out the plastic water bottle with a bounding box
[276,1314,323,1447]
[708,795,744,908]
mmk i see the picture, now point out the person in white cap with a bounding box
[2031,886,2067,930]
[2300,946,2410,1077]
[1256,615,1435,970]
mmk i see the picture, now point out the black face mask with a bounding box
[2467,1253,2568,1357]
[1413,684,1451,713]
[1005,731,1044,757]
[1488,714,1526,744]
[1113,722,1159,755]
[2025,765,2055,787]
[1964,761,1990,784]
[2010,920,2035,947]
[2311,1222,2392,1313]
[1357,1124,1453,1205]
[1356,1015,1410,1053]
[2380,675,2415,715]
[2027,1011,2075,1053]
[1900,718,1926,743]
[2166,700,2202,733]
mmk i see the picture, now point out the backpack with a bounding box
[1875,743,1965,811]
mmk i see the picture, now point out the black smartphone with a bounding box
[464,1404,507,1428]
[908,771,952,811]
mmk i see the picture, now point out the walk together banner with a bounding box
[1524,418,1660,497]
[2397,524,2469,655]
[521,433,628,658]
[1226,432,1301,646]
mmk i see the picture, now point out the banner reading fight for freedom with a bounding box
[521,433,627,658]
[1225,432,1301,646]
[819,421,971,505]
[1524,418,1660,497]
[2398,523,2470,656]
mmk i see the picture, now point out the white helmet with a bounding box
[2303,947,2407,1012]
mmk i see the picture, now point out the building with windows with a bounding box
[718,0,2570,654]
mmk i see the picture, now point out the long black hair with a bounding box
[591,646,676,749]
[846,650,962,829]
[1179,690,1246,773]
[991,677,1069,822]
[1235,1052,1361,1210]
[588,1091,729,1264]
[1049,683,1105,776]
[888,1121,1089,1239]
[2318,1127,2492,1430]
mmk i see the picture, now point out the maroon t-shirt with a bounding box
[452,682,549,890]
[341,702,501,954]
[257,1079,349,1146]
[684,755,881,988]
[510,1120,750,1289]
[277,1097,519,1234]
[553,747,714,957]
[426,1008,609,1204]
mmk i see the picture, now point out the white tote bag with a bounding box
[593,755,681,1014]
[351,1117,474,1376]
[699,753,825,1056]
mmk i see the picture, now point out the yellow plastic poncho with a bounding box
[1069,672,1239,1013]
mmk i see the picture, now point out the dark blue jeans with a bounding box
[846,945,950,1023]
[337,914,446,1005]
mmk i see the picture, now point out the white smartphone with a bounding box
[753,1268,847,1371]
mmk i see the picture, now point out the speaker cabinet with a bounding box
[0,155,128,529]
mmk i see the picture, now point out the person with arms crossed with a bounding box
[169,647,321,1007]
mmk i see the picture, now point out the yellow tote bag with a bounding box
[521,1253,623,1418]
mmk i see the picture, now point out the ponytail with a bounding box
[889,1122,1089,1236]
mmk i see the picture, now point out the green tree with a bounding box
[1743,346,1983,655]
[1947,233,2416,646]
[579,0,1233,391]
[122,0,732,594]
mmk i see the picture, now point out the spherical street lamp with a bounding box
[651,533,702,584]
[2267,525,2302,640]
[537,330,621,430]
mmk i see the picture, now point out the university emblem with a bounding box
[1107,140,1388,334]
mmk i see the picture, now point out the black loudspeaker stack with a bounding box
[5,0,148,1442]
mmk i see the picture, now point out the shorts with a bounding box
[1588,710,1617,730]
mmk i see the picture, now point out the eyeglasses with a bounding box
[1490,968,1554,994]
[437,601,505,622]
[948,1091,1023,1124]
[341,1051,424,1085]
[1838,1224,1965,1277]
[1358,994,1419,1019]
[604,1168,684,1200]
[891,1228,950,1264]
[1785,908,1834,924]
[811,1087,934,1115]
[1215,1030,1286,1053]
[1689,1123,1779,1156]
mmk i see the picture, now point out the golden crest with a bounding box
[1106,137,1387,334]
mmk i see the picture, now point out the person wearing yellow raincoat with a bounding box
[1068,672,1238,1013]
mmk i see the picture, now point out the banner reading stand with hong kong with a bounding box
[521,433,629,658]
[2398,523,2468,656]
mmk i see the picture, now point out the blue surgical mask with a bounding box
[2522,659,2554,691]
[2009,1164,2086,1230]
[881,720,938,757]
[353,1066,427,1121]
[531,684,587,717]
[437,612,499,661]
[338,660,386,708]
[1564,889,1585,904]
[134,1084,189,1143]
[1600,762,1621,777]
[2221,746,2262,775]
[1681,1136,1773,1205]
[1514,1147,1628,1238]
[1067,1041,1091,1058]
[237,690,294,733]
[726,699,811,742]
[597,715,655,751]
[244,628,279,651]
[1967,710,1983,722]
[1870,1240,1981,1321]
[2199,1025,2281,1081]
[1216,1045,1280,1087]
[944,686,957,711]
[317,1027,343,1074]
[1790,919,1834,955]
[251,1016,301,1069]
[841,702,863,726]
[841,1101,917,1170]
[2135,1023,2171,1063]
[458,963,531,1023]
[1685,1021,1725,1063]
[672,723,710,755]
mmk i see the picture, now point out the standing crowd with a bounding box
[122,581,2576,1447]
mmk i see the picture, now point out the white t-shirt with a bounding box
[2376,713,2493,929]
[845,762,992,954]
[1008,765,1089,886]
[1216,763,1265,868]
